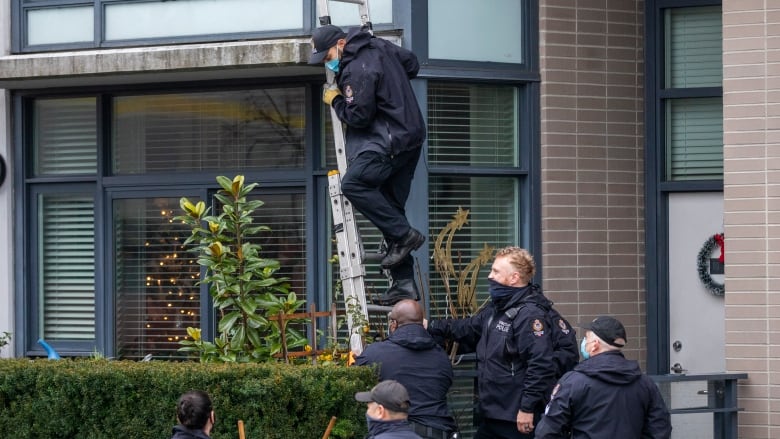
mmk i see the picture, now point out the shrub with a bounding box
[0,359,376,439]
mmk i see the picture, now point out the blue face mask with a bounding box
[325,58,340,73]
[580,338,590,360]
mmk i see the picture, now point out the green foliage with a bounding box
[176,175,308,363]
[0,359,376,439]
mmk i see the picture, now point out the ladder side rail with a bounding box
[328,173,369,355]
[316,0,332,25]
[318,0,371,29]
[325,80,349,175]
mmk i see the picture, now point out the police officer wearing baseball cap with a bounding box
[310,23,427,306]
[355,380,422,438]
[535,316,672,439]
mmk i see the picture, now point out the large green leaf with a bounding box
[230,325,246,351]
[218,311,241,333]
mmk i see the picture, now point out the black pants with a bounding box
[341,148,422,280]
[474,418,533,439]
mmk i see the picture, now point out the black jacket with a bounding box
[535,351,672,439]
[534,289,579,380]
[170,425,210,439]
[355,323,457,433]
[366,419,422,439]
[331,27,426,161]
[427,287,556,423]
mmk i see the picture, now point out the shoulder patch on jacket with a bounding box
[557,318,571,334]
[532,318,545,336]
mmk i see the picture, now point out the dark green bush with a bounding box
[0,359,376,439]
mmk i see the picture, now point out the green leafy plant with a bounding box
[176,175,308,363]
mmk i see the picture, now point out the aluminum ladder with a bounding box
[316,0,388,357]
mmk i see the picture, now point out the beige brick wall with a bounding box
[539,0,646,363]
[723,1,780,436]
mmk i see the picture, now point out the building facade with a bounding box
[0,0,777,437]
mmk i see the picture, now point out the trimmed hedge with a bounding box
[0,359,377,439]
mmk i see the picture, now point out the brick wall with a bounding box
[539,0,646,363]
[723,1,779,437]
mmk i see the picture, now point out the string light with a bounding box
[140,206,200,357]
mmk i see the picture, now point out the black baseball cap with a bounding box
[308,25,347,64]
[582,316,627,348]
[354,380,410,413]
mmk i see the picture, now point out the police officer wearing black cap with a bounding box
[355,380,423,439]
[355,300,458,439]
[309,24,426,306]
[535,316,672,439]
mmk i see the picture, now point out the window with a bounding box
[112,89,306,175]
[26,5,93,46]
[14,0,394,51]
[33,97,97,176]
[104,0,304,41]
[29,97,98,347]
[22,86,315,358]
[427,82,523,313]
[114,197,200,360]
[37,192,96,341]
[426,81,530,439]
[428,0,524,63]
[665,97,723,181]
[663,6,723,181]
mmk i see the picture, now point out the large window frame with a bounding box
[14,80,332,358]
[645,0,723,375]
[12,1,542,366]
[415,0,541,299]
[412,0,539,80]
[10,0,399,53]
[410,2,540,436]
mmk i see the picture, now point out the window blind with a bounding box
[665,6,722,88]
[33,97,97,176]
[428,176,517,312]
[114,198,200,360]
[113,88,306,174]
[113,192,306,360]
[666,97,723,181]
[39,193,95,340]
[428,83,518,167]
[247,193,307,298]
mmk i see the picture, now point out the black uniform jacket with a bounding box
[535,350,673,439]
[355,323,457,433]
[331,27,426,161]
[170,425,210,439]
[427,288,556,423]
[367,419,422,439]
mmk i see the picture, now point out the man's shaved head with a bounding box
[390,299,423,325]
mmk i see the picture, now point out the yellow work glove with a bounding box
[323,86,342,106]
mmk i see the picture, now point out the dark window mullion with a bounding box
[659,86,721,99]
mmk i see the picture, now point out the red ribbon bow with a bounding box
[713,233,725,263]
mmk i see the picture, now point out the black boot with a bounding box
[381,228,425,268]
[374,279,420,306]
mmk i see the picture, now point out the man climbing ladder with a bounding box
[310,1,427,307]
